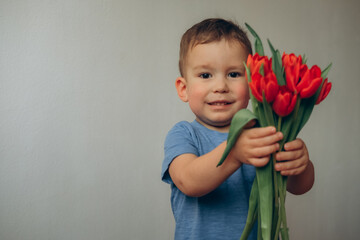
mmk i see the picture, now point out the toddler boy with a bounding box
[161,18,314,240]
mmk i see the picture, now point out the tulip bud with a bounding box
[272,87,297,117]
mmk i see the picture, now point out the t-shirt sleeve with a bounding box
[161,121,199,184]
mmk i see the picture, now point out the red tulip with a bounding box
[247,53,272,75]
[272,86,297,117]
[282,53,302,92]
[247,53,278,103]
[297,65,323,98]
[249,72,279,103]
[299,64,308,79]
[316,78,332,104]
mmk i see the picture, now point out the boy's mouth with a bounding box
[208,100,233,106]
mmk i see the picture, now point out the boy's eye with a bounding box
[200,73,211,79]
[228,72,241,78]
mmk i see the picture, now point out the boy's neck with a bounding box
[195,118,230,133]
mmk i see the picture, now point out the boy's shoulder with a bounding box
[171,120,194,130]
[167,120,200,134]
[166,120,227,152]
[166,120,198,141]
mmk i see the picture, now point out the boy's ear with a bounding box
[175,77,189,102]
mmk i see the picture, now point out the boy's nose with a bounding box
[213,77,229,93]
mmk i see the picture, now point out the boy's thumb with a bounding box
[243,119,256,129]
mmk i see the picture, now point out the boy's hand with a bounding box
[275,138,309,176]
[229,121,283,167]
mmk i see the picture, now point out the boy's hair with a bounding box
[179,18,253,77]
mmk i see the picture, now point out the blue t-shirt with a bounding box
[162,120,257,240]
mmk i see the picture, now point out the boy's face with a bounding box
[176,39,249,132]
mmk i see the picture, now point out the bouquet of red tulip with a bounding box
[217,24,332,240]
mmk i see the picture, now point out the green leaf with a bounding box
[256,103,267,128]
[244,62,252,83]
[256,96,275,240]
[280,114,294,146]
[280,227,290,240]
[267,39,286,86]
[255,39,264,56]
[287,92,318,143]
[294,78,327,138]
[217,109,258,167]
[287,97,303,142]
[276,50,282,64]
[321,62,332,79]
[256,159,273,240]
[273,172,285,240]
[257,212,263,240]
[240,178,259,240]
[262,94,276,126]
[245,23,264,56]
[302,54,308,64]
[296,98,313,137]
[259,63,264,76]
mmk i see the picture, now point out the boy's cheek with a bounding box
[234,86,250,106]
[235,80,249,96]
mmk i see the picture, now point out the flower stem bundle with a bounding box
[217,23,332,240]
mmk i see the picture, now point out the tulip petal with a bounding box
[300,77,323,98]
[272,88,297,117]
[316,79,332,104]
[282,53,302,93]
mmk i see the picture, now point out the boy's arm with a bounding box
[169,141,239,197]
[169,125,283,197]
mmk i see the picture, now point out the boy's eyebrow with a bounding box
[190,63,246,74]
[234,65,245,71]
[192,64,212,70]
[192,64,244,70]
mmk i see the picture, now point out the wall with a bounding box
[0,0,359,239]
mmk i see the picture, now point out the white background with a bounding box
[1,0,359,239]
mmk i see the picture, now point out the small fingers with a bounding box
[248,156,270,168]
[252,143,280,158]
[246,126,277,139]
[245,129,283,148]
[275,158,303,171]
[275,157,308,176]
[284,138,305,151]
[256,132,283,147]
[276,149,303,162]
[278,164,307,176]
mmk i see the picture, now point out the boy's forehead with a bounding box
[182,40,248,75]
[180,38,249,77]
[188,39,248,57]
[187,40,248,60]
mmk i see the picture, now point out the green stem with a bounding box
[255,94,275,240]
[280,177,289,240]
[271,116,282,239]
[271,153,278,240]
[274,170,285,240]
[277,114,290,240]
[287,97,302,142]
[276,97,300,240]
[277,116,282,133]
